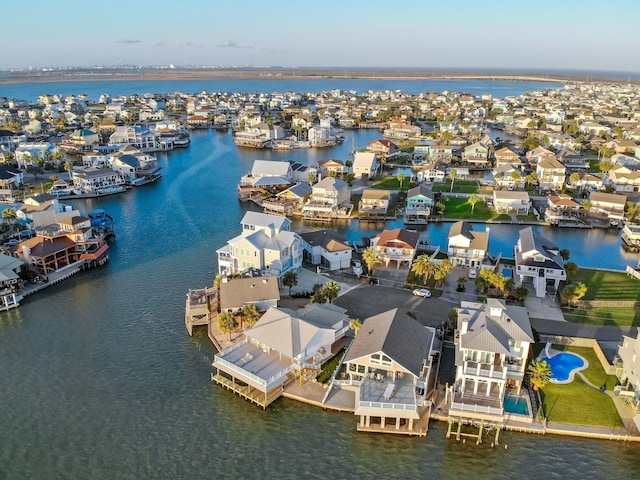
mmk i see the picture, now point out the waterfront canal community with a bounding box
[2,78,640,477]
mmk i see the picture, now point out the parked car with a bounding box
[468,268,477,279]
[412,288,432,298]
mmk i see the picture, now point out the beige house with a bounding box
[341,308,437,435]
[536,156,566,190]
[218,276,280,314]
[589,191,627,223]
[493,190,531,215]
[359,189,391,217]
[352,152,379,179]
[302,177,351,219]
[494,147,523,168]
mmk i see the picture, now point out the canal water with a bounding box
[1,87,639,478]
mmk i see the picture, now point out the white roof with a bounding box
[251,160,291,177]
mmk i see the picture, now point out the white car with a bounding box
[412,288,432,298]
[468,268,477,279]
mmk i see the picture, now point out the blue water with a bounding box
[504,395,530,416]
[0,78,561,102]
[502,268,513,278]
[541,353,586,382]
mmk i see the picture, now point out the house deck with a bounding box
[218,341,293,384]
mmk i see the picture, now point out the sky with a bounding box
[2,0,639,73]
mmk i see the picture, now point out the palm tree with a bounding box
[2,208,16,233]
[467,194,482,215]
[527,359,552,391]
[241,303,260,329]
[362,247,383,276]
[349,318,362,335]
[322,281,341,303]
[564,261,579,280]
[64,160,74,178]
[569,172,580,187]
[449,169,457,193]
[411,254,437,285]
[397,173,406,191]
[282,270,298,296]
[625,201,640,224]
[217,311,238,340]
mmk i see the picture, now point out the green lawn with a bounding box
[405,271,443,297]
[443,197,508,221]
[563,306,640,327]
[516,213,538,222]
[316,348,346,384]
[572,268,640,301]
[432,180,484,194]
[539,345,622,427]
[540,380,623,427]
[370,176,416,191]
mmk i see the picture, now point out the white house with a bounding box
[493,191,531,215]
[615,333,640,410]
[302,177,351,219]
[514,227,566,298]
[299,230,352,270]
[447,221,489,268]
[352,152,379,179]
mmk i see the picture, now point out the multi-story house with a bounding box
[216,212,302,280]
[70,167,127,195]
[370,228,420,269]
[404,185,433,224]
[108,145,162,186]
[589,191,627,224]
[493,190,531,215]
[342,308,437,435]
[238,160,294,200]
[449,299,534,423]
[0,164,23,202]
[352,152,379,179]
[359,189,391,218]
[536,156,566,191]
[317,159,346,177]
[514,227,566,298]
[108,125,158,152]
[615,333,640,410]
[302,177,351,219]
[447,221,489,268]
[366,139,400,157]
[299,230,352,270]
[494,147,523,168]
[462,142,490,166]
[0,253,25,311]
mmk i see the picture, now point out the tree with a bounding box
[434,259,452,284]
[527,359,552,391]
[511,169,522,185]
[522,136,541,151]
[440,130,452,145]
[524,173,534,188]
[560,249,570,261]
[598,161,612,176]
[513,286,529,302]
[564,261,579,280]
[322,280,341,303]
[241,303,260,328]
[449,169,457,193]
[64,160,74,177]
[362,247,383,275]
[282,270,298,296]
[569,172,580,187]
[561,282,588,308]
[467,194,482,214]
[349,318,362,335]
[345,172,355,186]
[2,208,16,233]
[397,173,406,191]
[625,201,640,224]
[581,200,592,214]
[447,308,458,332]
[434,202,446,217]
[308,172,316,185]
[411,254,437,284]
[327,170,337,178]
[217,312,238,340]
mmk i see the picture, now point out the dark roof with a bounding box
[448,221,473,240]
[517,227,564,269]
[299,230,351,251]
[0,165,21,180]
[344,308,432,377]
[375,228,420,249]
[407,184,433,199]
[21,236,76,258]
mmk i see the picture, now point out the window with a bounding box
[370,353,392,366]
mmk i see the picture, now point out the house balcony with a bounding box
[355,376,420,417]
[463,360,507,380]
[450,380,504,417]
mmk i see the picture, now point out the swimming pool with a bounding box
[541,353,586,382]
[504,395,530,416]
[502,268,513,278]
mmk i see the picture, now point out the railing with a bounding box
[213,353,294,390]
[450,400,503,416]
[358,401,417,411]
[463,361,507,379]
[333,378,362,387]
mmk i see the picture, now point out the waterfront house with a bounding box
[0,165,23,202]
[589,191,627,224]
[218,276,280,314]
[0,253,24,311]
[352,152,379,179]
[342,308,437,435]
[370,228,420,269]
[514,227,566,298]
[493,190,531,215]
[544,194,583,224]
[492,164,523,189]
[0,129,27,152]
[366,139,400,157]
[358,189,391,218]
[462,142,489,166]
[447,221,489,268]
[615,333,640,409]
[299,230,352,271]
[216,212,302,280]
[15,194,78,230]
[449,299,533,423]
[109,145,162,186]
[404,185,433,225]
[302,177,351,220]
[494,147,523,168]
[262,183,312,216]
[108,125,158,152]
[536,155,566,191]
[317,159,346,177]
[14,142,58,169]
[426,145,454,164]
[238,160,293,200]
[525,146,554,169]
[59,128,99,153]
[70,167,127,195]
[212,303,350,408]
[383,120,421,140]
[573,172,603,192]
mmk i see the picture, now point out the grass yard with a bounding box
[370,176,416,191]
[572,268,640,302]
[540,380,623,427]
[316,348,346,384]
[516,212,538,222]
[405,270,442,297]
[443,197,508,221]
[538,344,622,427]
[432,180,481,194]
[563,306,640,327]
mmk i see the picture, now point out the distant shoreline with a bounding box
[0,68,630,86]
